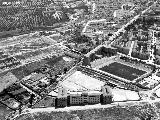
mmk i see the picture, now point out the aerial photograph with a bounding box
[0,0,160,120]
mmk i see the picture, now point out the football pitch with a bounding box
[99,62,146,81]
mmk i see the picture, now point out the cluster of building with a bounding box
[81,1,156,50]
[0,44,147,113]
[111,3,160,63]
[1,1,160,119]
[0,54,79,111]
[0,32,83,112]
[33,85,113,108]
[32,66,140,109]
[84,20,118,36]
[113,2,135,21]
[84,45,154,90]
[94,0,134,20]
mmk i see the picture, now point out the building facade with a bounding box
[69,91,101,106]
[56,87,68,107]
[69,92,84,105]
[87,91,101,104]
[101,86,113,104]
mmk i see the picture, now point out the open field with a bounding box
[0,103,14,120]
[112,88,140,102]
[14,101,160,120]
[99,62,146,81]
[58,71,105,91]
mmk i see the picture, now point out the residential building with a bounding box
[69,92,84,105]
[69,91,101,106]
[87,91,101,104]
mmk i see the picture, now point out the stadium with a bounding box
[83,45,152,89]
[99,61,146,81]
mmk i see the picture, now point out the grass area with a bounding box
[14,101,159,120]
[0,104,14,120]
[99,62,146,81]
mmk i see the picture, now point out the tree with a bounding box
[82,56,91,66]
[71,33,91,44]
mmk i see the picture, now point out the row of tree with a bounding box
[0,6,70,32]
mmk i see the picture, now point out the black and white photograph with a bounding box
[0,0,160,119]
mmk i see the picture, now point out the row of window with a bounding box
[70,96,100,103]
